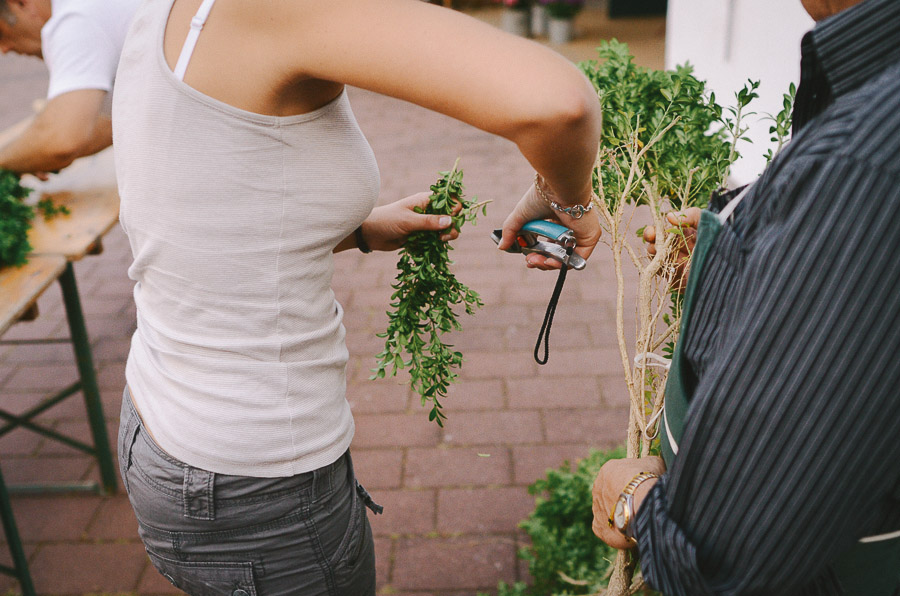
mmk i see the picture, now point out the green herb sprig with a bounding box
[372,161,488,426]
[36,196,71,221]
[0,169,34,268]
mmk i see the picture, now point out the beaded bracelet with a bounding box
[535,174,594,219]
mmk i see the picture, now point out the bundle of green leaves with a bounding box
[579,40,733,211]
[482,447,661,596]
[372,163,487,426]
[0,169,34,268]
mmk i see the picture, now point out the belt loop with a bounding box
[183,466,215,520]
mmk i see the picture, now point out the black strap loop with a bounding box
[534,246,573,365]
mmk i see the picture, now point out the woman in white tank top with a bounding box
[113,1,602,594]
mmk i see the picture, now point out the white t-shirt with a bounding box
[41,0,141,101]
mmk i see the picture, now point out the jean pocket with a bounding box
[329,488,367,570]
[147,551,259,596]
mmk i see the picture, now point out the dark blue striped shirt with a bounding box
[634,0,900,593]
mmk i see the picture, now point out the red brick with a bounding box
[0,428,42,456]
[350,449,404,490]
[437,487,533,534]
[8,494,101,541]
[507,376,601,409]
[346,378,410,413]
[85,495,140,541]
[374,536,392,590]
[1,342,74,364]
[1,363,79,392]
[2,456,94,485]
[441,379,504,412]
[512,444,598,486]
[457,350,537,380]
[393,536,517,591]
[542,408,629,445]
[353,413,441,448]
[504,320,594,350]
[467,304,535,328]
[405,447,511,488]
[30,541,148,594]
[37,420,117,456]
[441,411,542,446]
[369,489,436,537]
[599,374,632,407]
[536,347,625,377]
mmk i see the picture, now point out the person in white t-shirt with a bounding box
[0,0,140,177]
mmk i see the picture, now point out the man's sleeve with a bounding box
[633,156,900,595]
[42,11,118,100]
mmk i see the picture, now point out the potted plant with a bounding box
[497,0,532,37]
[540,0,584,43]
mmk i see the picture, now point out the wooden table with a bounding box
[0,120,120,596]
[0,256,66,337]
[2,187,122,496]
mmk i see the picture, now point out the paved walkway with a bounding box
[0,7,664,595]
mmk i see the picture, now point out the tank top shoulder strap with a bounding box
[172,0,218,81]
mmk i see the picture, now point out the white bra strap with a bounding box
[172,0,218,81]
[716,184,753,225]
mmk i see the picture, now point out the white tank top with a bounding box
[112,0,380,477]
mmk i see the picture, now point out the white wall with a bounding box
[665,0,813,184]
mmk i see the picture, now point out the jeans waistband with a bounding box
[121,386,348,513]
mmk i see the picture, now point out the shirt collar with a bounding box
[809,0,900,99]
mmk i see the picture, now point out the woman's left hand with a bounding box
[591,456,665,549]
[355,192,460,252]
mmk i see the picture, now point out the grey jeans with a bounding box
[118,388,379,596]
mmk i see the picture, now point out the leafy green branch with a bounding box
[0,169,34,268]
[372,161,488,426]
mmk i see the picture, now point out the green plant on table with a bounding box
[0,169,34,268]
[372,161,488,427]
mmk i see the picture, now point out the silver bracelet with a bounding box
[535,174,594,219]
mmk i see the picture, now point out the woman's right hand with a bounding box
[497,181,601,271]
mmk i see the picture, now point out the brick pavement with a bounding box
[0,6,664,595]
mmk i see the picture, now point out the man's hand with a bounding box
[591,456,665,550]
[340,192,460,253]
[644,207,701,292]
[498,182,601,270]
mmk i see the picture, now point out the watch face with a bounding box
[613,499,627,530]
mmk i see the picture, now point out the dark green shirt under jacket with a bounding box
[634,0,900,593]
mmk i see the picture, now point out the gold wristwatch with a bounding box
[610,472,659,544]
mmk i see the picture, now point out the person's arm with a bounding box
[334,192,458,253]
[0,89,111,175]
[595,159,900,594]
[271,0,603,264]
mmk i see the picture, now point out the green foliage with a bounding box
[519,447,625,595]
[764,82,797,163]
[481,447,652,596]
[36,196,71,221]
[579,40,734,211]
[0,169,34,268]
[372,162,487,426]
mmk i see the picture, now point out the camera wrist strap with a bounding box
[533,245,573,365]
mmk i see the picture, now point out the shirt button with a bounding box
[233,590,249,596]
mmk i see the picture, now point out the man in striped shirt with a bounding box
[591,0,900,593]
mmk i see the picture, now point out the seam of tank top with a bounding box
[157,0,346,127]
